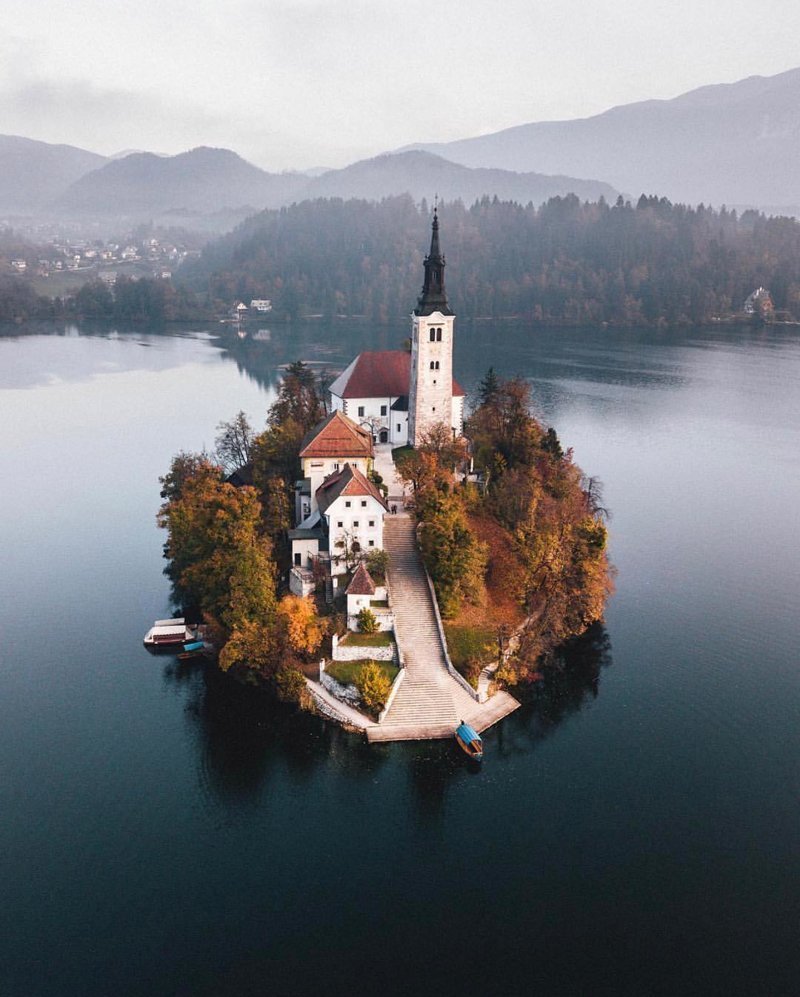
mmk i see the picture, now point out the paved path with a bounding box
[368,515,519,742]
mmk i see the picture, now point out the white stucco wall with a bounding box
[325,493,385,576]
[302,455,371,514]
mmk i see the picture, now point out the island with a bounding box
[156,211,614,741]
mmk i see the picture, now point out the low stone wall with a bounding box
[378,666,406,723]
[307,682,357,726]
[319,660,360,705]
[332,632,398,663]
[384,574,406,668]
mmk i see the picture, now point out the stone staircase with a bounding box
[371,516,481,740]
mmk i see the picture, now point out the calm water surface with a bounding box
[1,321,799,997]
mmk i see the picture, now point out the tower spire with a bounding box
[415,204,452,316]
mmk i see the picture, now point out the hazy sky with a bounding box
[3,0,799,170]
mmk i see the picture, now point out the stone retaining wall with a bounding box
[319,661,361,705]
[332,632,398,663]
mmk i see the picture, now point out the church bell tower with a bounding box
[408,207,455,446]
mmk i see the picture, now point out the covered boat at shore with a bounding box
[455,721,483,761]
[143,618,193,647]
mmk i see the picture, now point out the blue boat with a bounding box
[178,640,209,660]
[455,721,483,761]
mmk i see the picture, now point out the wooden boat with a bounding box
[143,617,193,647]
[455,721,483,761]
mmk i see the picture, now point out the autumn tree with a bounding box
[214,411,255,473]
[278,595,326,656]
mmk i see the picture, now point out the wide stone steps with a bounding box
[366,515,521,742]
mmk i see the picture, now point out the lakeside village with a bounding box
[151,211,615,752]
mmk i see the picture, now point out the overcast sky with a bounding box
[2,0,799,170]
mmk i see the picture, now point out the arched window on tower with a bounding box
[429,328,436,342]
[430,361,435,370]
[435,361,440,370]
[436,328,442,342]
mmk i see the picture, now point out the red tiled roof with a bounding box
[331,349,465,398]
[299,411,374,459]
[346,562,377,596]
[316,463,388,514]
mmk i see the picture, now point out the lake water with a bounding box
[1,320,799,997]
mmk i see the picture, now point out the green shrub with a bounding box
[356,661,392,713]
[357,607,379,633]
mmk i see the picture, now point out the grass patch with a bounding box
[444,623,497,689]
[339,631,393,647]
[391,444,414,462]
[326,659,399,687]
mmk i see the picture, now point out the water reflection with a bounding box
[161,623,611,818]
[162,660,386,810]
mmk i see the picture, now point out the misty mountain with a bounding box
[0,135,108,213]
[405,67,800,211]
[52,146,309,217]
[301,150,617,206]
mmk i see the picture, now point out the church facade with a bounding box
[329,209,464,447]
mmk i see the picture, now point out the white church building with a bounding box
[329,208,464,447]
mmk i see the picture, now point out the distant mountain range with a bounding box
[303,150,616,206]
[0,135,107,213]
[52,146,308,216]
[403,66,800,211]
[0,139,616,231]
[3,65,799,229]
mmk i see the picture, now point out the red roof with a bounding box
[346,562,377,596]
[316,463,388,514]
[330,349,465,399]
[299,411,374,459]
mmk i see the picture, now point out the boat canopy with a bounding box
[154,617,184,627]
[456,722,481,744]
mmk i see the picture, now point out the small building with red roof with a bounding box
[296,410,374,522]
[290,462,388,586]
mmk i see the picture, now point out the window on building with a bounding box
[337,521,343,528]
[433,379,437,385]
[368,540,375,547]
[430,360,435,370]
[369,520,375,527]
[436,328,442,342]
[358,406,365,417]
[345,500,351,508]
[310,461,323,467]
[435,361,440,370]
[429,328,435,342]
[380,405,387,416]
[353,520,359,528]
[432,406,436,412]
[361,500,367,507]
[396,424,401,433]
[333,462,339,470]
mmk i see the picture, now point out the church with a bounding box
[288,210,464,594]
[328,209,465,447]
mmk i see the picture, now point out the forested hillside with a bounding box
[185,194,800,327]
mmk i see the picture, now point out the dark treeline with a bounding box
[69,276,204,322]
[185,194,800,326]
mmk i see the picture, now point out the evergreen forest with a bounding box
[186,194,800,327]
